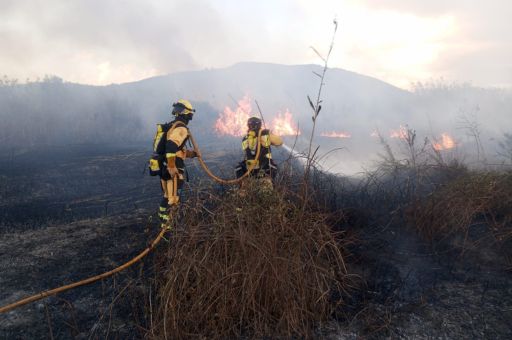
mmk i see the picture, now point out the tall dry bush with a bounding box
[351,126,471,222]
[147,180,352,339]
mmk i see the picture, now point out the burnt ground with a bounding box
[0,144,163,339]
[328,219,512,339]
[1,144,512,339]
[0,212,152,339]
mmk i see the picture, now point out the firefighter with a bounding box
[151,99,198,228]
[235,117,283,190]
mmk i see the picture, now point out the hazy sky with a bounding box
[1,0,511,89]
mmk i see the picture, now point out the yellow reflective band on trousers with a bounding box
[158,213,169,221]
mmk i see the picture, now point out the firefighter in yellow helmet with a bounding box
[150,99,199,228]
[235,117,283,189]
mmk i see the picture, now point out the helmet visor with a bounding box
[172,102,196,115]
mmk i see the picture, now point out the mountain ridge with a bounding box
[117,61,409,94]
[1,61,510,170]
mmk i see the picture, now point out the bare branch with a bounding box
[309,46,326,63]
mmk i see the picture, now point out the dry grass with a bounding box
[146,180,352,339]
[366,127,512,254]
[408,171,512,247]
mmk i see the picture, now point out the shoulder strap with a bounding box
[167,121,188,137]
[166,120,190,152]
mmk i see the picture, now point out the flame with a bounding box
[390,125,409,139]
[270,109,300,136]
[432,133,455,151]
[215,97,300,137]
[215,95,252,136]
[321,131,351,138]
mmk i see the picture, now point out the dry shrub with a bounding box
[148,180,351,339]
[409,171,512,245]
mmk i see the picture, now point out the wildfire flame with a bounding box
[215,95,252,137]
[432,133,455,151]
[390,125,409,139]
[215,96,300,137]
[271,110,300,136]
[321,131,351,138]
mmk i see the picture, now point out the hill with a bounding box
[0,63,410,146]
[1,62,511,175]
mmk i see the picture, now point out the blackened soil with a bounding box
[0,144,158,228]
[330,216,512,339]
[0,144,168,338]
[0,211,155,339]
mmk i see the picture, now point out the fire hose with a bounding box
[0,226,168,314]
[189,128,263,185]
[0,130,262,314]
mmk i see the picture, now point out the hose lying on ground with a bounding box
[0,130,261,313]
[0,227,168,314]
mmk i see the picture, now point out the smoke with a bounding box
[1,1,511,88]
[1,63,511,175]
[0,0,236,83]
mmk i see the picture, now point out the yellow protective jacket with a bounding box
[165,118,193,169]
[242,129,282,169]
